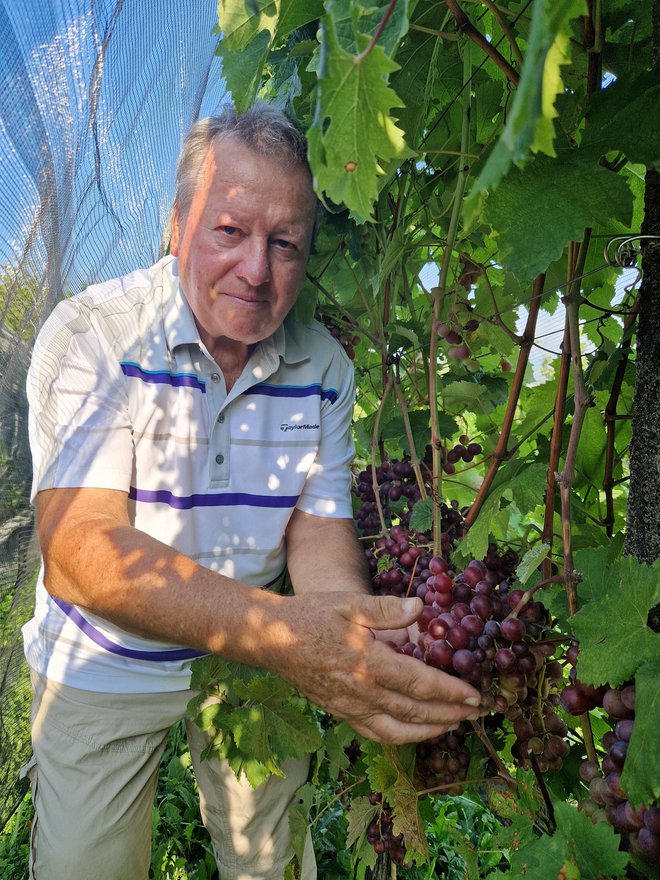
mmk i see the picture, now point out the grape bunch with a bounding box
[414,722,471,793]
[576,682,660,866]
[389,557,570,763]
[322,318,360,360]
[435,315,480,361]
[440,436,483,475]
[365,793,411,868]
[559,644,608,714]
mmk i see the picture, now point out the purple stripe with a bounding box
[53,597,205,661]
[247,383,338,403]
[129,487,299,509]
[121,362,206,392]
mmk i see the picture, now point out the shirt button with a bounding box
[215,454,224,465]
[211,373,221,383]
[217,413,225,423]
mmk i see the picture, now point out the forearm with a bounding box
[37,489,298,671]
[285,510,372,596]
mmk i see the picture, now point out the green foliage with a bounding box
[188,658,322,788]
[201,2,660,877]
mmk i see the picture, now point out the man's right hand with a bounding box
[266,592,484,745]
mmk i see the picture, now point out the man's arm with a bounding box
[36,487,483,744]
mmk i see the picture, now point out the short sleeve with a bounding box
[27,299,134,500]
[295,344,355,518]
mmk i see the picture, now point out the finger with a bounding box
[372,643,482,707]
[349,712,477,746]
[336,593,424,632]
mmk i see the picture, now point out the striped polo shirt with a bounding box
[23,256,356,692]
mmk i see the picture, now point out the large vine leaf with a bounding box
[216,0,323,110]
[620,659,660,808]
[581,70,660,168]
[481,148,634,282]
[188,657,322,788]
[307,8,413,221]
[466,0,584,214]
[568,556,660,687]
[511,801,628,879]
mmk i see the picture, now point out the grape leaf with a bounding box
[620,659,660,808]
[516,543,551,585]
[346,796,378,849]
[288,782,316,870]
[511,801,628,879]
[216,30,272,111]
[569,556,660,687]
[409,497,433,533]
[379,744,429,861]
[466,0,584,212]
[307,11,413,221]
[582,70,660,169]
[481,149,634,283]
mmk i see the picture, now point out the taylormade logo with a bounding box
[280,423,320,432]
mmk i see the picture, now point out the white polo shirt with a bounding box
[23,256,356,692]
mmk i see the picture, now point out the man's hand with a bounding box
[266,592,483,745]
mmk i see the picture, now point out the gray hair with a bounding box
[173,103,320,233]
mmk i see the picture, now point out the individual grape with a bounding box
[579,760,600,784]
[499,617,526,642]
[426,639,454,668]
[494,648,517,673]
[452,649,476,675]
[602,688,634,720]
[635,827,660,862]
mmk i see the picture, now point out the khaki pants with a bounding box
[23,672,316,880]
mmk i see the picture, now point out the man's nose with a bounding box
[235,237,271,286]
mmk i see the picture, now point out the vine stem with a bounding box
[392,380,428,500]
[415,775,502,797]
[430,41,472,550]
[444,0,520,85]
[463,275,544,531]
[541,317,571,581]
[505,575,566,619]
[480,0,524,66]
[470,719,516,786]
[372,376,394,537]
[555,234,599,766]
[603,295,639,535]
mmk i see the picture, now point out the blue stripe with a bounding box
[129,487,299,509]
[246,383,338,404]
[121,362,206,392]
[53,597,206,661]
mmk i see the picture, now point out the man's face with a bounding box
[171,136,317,355]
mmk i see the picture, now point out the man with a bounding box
[23,104,482,879]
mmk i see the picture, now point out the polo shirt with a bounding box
[23,256,356,693]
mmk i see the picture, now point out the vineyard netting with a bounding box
[0,0,227,831]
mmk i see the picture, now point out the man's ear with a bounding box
[170,209,181,256]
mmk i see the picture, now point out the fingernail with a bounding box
[402,598,420,613]
[464,696,480,707]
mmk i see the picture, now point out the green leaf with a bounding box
[217,30,272,111]
[307,10,413,221]
[288,782,316,869]
[409,497,433,533]
[481,148,634,283]
[511,801,628,879]
[582,70,660,169]
[517,543,551,585]
[569,556,660,686]
[620,659,660,808]
[346,796,378,849]
[466,0,584,211]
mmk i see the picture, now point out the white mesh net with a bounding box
[0,0,227,829]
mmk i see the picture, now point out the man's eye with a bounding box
[272,238,294,250]
[219,226,239,236]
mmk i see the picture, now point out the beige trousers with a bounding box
[24,672,316,880]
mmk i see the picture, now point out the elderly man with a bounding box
[23,104,481,879]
